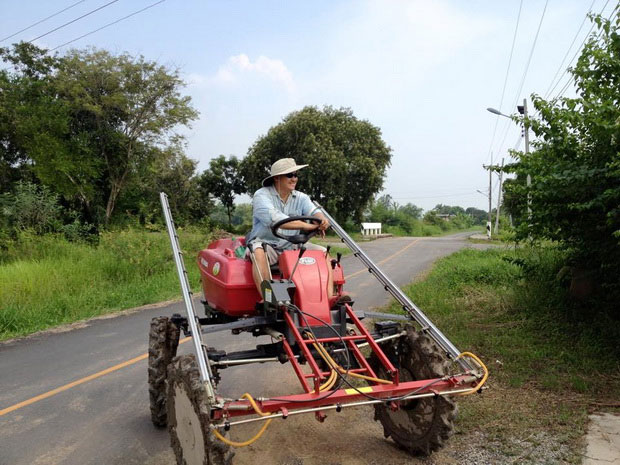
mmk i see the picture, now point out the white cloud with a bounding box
[212,54,295,92]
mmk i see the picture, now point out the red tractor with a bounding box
[149,193,487,465]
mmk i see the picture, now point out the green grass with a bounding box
[0,228,214,340]
[0,229,353,340]
[384,246,620,463]
[309,238,351,257]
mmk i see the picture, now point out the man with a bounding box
[246,158,334,298]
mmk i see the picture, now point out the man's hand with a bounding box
[314,214,330,238]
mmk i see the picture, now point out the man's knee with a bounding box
[253,247,266,262]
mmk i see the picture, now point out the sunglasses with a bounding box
[284,172,299,178]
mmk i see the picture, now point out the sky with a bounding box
[1,0,614,211]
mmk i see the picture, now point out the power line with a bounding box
[547,0,613,100]
[28,0,120,44]
[543,0,597,99]
[486,0,524,165]
[50,0,166,51]
[553,0,618,101]
[0,0,88,43]
[390,192,481,201]
[389,187,480,195]
[495,0,549,158]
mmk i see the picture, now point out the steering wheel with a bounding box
[271,216,322,245]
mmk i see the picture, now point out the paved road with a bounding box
[0,232,482,465]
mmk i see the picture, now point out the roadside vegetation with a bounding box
[0,228,215,341]
[386,246,620,463]
[365,194,487,237]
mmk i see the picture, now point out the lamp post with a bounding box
[487,99,532,232]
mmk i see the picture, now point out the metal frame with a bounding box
[161,192,479,431]
[214,374,477,422]
[160,192,217,402]
[214,386,475,428]
[313,201,473,371]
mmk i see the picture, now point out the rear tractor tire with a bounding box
[148,316,181,427]
[167,354,233,465]
[369,325,457,456]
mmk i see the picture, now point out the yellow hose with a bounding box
[211,393,274,447]
[456,352,489,396]
[309,336,393,385]
[319,369,337,391]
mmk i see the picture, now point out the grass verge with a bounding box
[384,246,620,464]
[0,229,351,341]
[0,228,214,341]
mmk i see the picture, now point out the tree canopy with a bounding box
[240,106,392,223]
[505,11,620,300]
[0,43,198,227]
[198,155,244,227]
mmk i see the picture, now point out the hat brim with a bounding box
[262,164,308,186]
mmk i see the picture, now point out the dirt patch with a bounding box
[221,380,588,465]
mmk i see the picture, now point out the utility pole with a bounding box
[494,158,504,234]
[482,163,493,238]
[517,98,532,234]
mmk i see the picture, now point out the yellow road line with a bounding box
[344,238,421,280]
[2,238,421,417]
[0,337,191,417]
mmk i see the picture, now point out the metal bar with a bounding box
[281,338,312,393]
[201,316,272,334]
[283,311,324,392]
[346,336,379,379]
[301,335,366,343]
[215,388,474,428]
[363,311,411,321]
[313,201,472,372]
[304,368,366,378]
[221,374,476,418]
[331,331,406,353]
[346,304,398,383]
[211,356,297,367]
[160,192,216,402]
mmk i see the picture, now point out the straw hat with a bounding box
[262,158,309,186]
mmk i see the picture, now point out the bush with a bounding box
[0,227,215,339]
[505,11,620,308]
[2,182,62,234]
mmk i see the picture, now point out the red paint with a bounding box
[197,237,259,317]
[278,250,332,327]
[214,374,473,420]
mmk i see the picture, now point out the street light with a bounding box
[487,99,532,236]
[486,107,509,118]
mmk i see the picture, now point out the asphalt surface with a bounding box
[0,232,482,465]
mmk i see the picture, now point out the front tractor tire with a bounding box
[148,316,181,427]
[167,354,233,465]
[369,325,457,456]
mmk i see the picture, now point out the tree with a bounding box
[240,106,392,223]
[505,11,620,300]
[465,207,487,225]
[399,203,423,219]
[0,44,198,226]
[119,141,205,225]
[0,43,65,192]
[198,155,244,227]
[432,204,465,216]
[53,49,198,224]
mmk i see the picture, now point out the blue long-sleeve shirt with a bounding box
[246,186,319,250]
